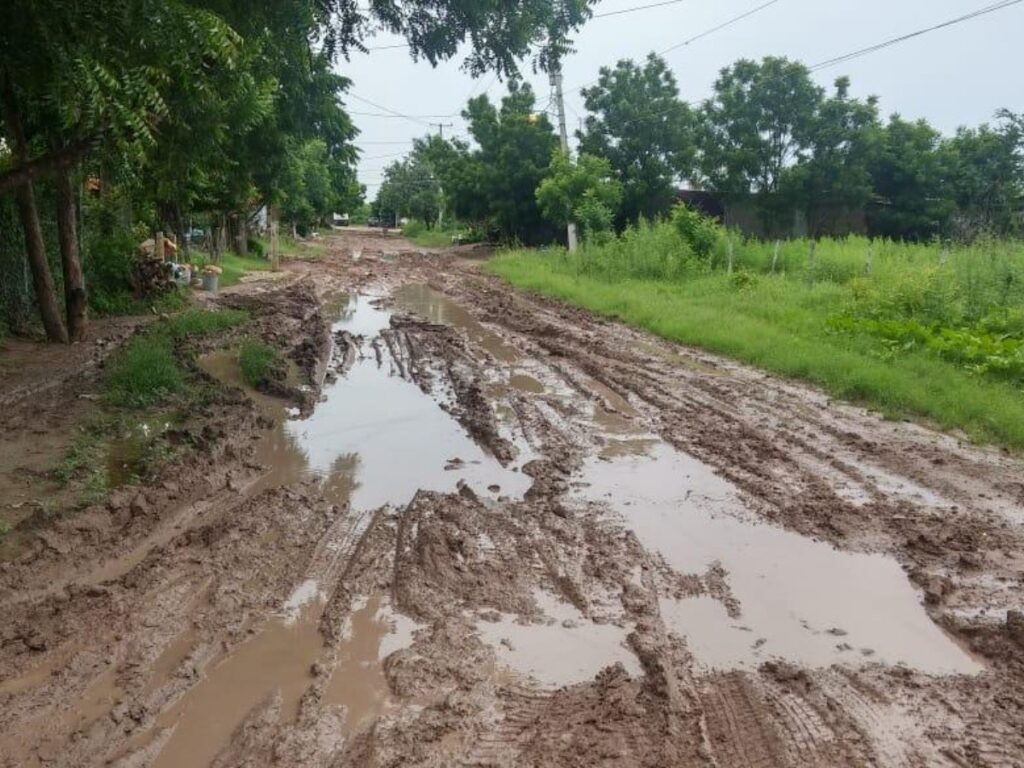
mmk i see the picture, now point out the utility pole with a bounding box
[429,122,454,140]
[429,122,453,228]
[550,64,579,251]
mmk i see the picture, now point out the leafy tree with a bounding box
[866,115,954,241]
[536,151,622,238]
[375,156,441,227]
[944,110,1024,238]
[453,82,559,243]
[789,76,881,236]
[578,54,694,226]
[697,57,823,226]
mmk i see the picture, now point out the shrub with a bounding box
[239,339,281,388]
[672,204,722,259]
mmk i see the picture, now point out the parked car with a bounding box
[332,213,350,227]
[367,216,381,228]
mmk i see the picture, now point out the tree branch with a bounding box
[0,138,95,195]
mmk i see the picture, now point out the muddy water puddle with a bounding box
[325,594,422,733]
[392,283,521,363]
[146,292,531,764]
[476,589,641,687]
[576,443,981,675]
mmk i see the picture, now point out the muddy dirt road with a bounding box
[2,228,1024,767]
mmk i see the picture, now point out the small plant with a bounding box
[0,519,11,537]
[239,339,282,388]
[672,204,722,259]
[105,335,184,408]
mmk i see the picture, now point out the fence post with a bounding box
[270,218,281,273]
[155,230,165,262]
[727,239,734,275]
[865,247,874,275]
[771,239,780,273]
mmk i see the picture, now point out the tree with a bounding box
[453,82,559,243]
[943,110,1024,238]
[697,57,823,227]
[866,115,954,241]
[578,54,695,226]
[0,0,595,339]
[375,157,441,227]
[789,76,881,236]
[536,151,622,239]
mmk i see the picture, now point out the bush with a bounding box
[238,339,281,387]
[85,232,140,315]
[247,238,266,258]
[672,205,722,259]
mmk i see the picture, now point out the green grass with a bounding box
[488,244,1024,451]
[105,335,184,408]
[161,308,248,338]
[217,252,272,287]
[403,226,455,248]
[238,339,281,388]
[105,308,248,408]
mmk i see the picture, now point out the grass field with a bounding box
[488,223,1024,451]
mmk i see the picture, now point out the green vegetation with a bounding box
[105,309,247,407]
[105,335,185,408]
[488,219,1024,450]
[238,340,282,388]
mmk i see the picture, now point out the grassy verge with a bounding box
[404,227,455,248]
[488,249,1024,451]
[238,339,281,388]
[105,308,248,407]
[217,252,272,287]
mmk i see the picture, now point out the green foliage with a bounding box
[697,57,824,203]
[536,151,622,238]
[579,53,695,225]
[238,340,282,388]
[105,335,184,408]
[671,205,722,258]
[377,156,442,227]
[488,245,1024,451]
[160,308,248,339]
[424,82,558,244]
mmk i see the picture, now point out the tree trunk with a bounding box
[1,74,68,343]
[54,162,88,341]
[13,181,68,343]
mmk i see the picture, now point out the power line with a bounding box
[660,0,781,55]
[809,0,1022,71]
[567,0,782,94]
[364,0,691,51]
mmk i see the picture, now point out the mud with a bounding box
[2,229,1024,767]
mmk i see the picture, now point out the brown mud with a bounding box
[2,228,1023,767]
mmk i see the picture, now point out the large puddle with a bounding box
[576,443,981,675]
[146,292,529,765]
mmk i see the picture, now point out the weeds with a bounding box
[105,308,247,408]
[238,339,281,388]
[488,221,1024,450]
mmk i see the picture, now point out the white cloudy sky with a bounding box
[334,0,1023,194]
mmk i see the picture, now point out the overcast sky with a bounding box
[335,0,1023,194]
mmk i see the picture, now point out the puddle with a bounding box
[576,443,981,675]
[476,590,642,687]
[150,604,324,768]
[325,594,422,734]
[508,373,545,394]
[201,294,529,512]
[392,283,521,363]
[149,292,531,764]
